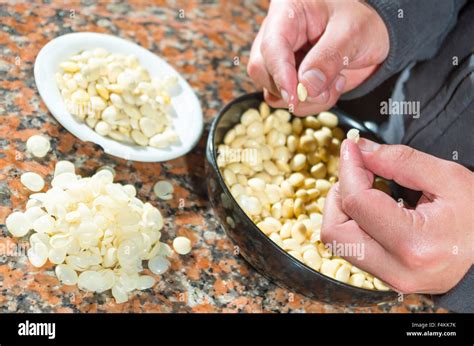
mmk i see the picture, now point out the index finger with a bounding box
[248,18,280,97]
[260,3,303,106]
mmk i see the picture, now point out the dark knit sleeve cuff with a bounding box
[432,266,474,313]
[341,0,465,100]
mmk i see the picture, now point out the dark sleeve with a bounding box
[340,0,466,100]
[432,266,474,313]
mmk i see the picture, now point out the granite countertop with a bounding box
[0,0,443,313]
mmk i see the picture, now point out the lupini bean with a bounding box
[318,111,338,128]
[349,273,366,287]
[95,121,111,136]
[297,83,308,102]
[335,264,351,283]
[173,236,192,255]
[241,109,260,126]
[248,177,266,191]
[247,121,264,138]
[291,221,307,244]
[26,135,51,158]
[287,173,303,187]
[310,162,327,179]
[302,116,321,130]
[303,249,322,271]
[290,153,306,171]
[347,128,360,143]
[259,102,270,119]
[257,217,282,235]
[315,179,331,196]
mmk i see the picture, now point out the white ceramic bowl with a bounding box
[34,32,203,162]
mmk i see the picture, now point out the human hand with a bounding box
[321,139,474,294]
[247,0,390,116]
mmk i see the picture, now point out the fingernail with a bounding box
[308,90,329,104]
[358,138,381,152]
[335,75,346,92]
[302,69,326,95]
[280,89,289,104]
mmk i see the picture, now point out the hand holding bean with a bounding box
[321,139,474,294]
[247,0,389,116]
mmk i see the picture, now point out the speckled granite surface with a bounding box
[0,0,444,313]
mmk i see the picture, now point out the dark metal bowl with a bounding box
[205,92,398,306]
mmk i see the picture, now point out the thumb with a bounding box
[358,139,462,197]
[338,139,374,199]
[297,19,352,99]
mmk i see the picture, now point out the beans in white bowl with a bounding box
[56,48,179,148]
